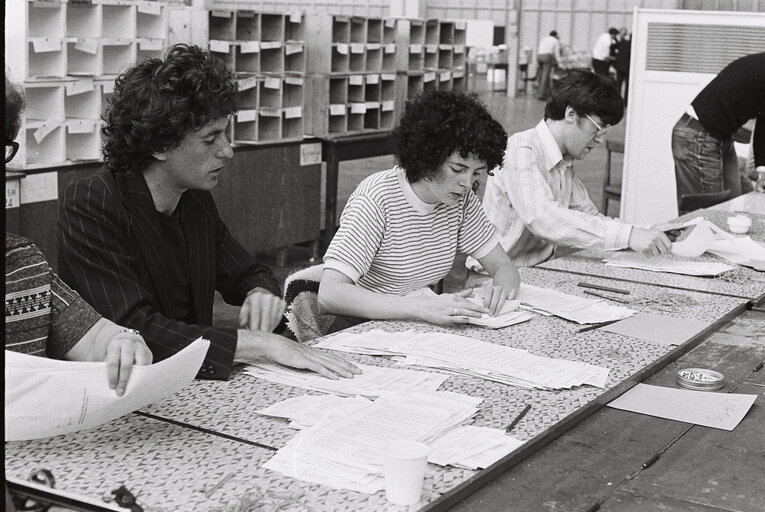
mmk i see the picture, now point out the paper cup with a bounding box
[383,440,429,505]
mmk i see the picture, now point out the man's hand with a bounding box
[240,288,286,332]
[105,331,153,396]
[237,331,361,380]
[628,227,672,256]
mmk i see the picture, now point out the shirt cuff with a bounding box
[604,219,633,250]
[323,259,362,283]
[470,234,500,261]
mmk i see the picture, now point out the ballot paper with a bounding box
[243,361,448,397]
[406,287,534,328]
[600,312,713,346]
[264,391,481,492]
[256,394,372,429]
[672,221,716,258]
[428,426,525,469]
[604,253,734,276]
[517,284,635,324]
[315,330,609,389]
[606,383,758,431]
[5,338,209,441]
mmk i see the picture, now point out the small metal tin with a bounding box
[676,367,725,391]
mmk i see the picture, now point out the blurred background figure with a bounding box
[612,28,631,104]
[536,30,561,101]
[591,27,618,77]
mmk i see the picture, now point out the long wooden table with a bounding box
[6,264,757,511]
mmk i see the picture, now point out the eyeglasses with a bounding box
[6,141,19,163]
[583,114,611,137]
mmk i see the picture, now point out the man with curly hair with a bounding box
[468,70,672,273]
[317,90,521,330]
[57,45,359,381]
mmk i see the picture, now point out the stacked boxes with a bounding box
[303,14,399,136]
[5,0,170,167]
[208,9,306,143]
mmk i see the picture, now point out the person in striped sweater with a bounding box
[5,75,152,397]
[318,90,521,330]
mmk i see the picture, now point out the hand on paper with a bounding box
[652,222,688,242]
[418,289,488,325]
[240,287,286,332]
[628,227,672,256]
[105,331,153,396]
[238,330,362,380]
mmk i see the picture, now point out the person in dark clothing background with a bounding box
[671,52,765,206]
[611,28,631,104]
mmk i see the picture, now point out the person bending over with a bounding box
[318,90,521,329]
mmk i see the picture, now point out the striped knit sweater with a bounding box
[5,233,100,359]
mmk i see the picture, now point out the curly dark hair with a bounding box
[390,89,507,182]
[545,70,624,126]
[5,75,25,141]
[102,44,238,174]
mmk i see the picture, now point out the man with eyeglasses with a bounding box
[467,70,672,274]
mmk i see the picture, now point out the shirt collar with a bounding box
[397,166,437,214]
[534,119,566,173]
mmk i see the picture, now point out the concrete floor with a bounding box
[214,81,626,327]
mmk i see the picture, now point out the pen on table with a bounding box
[753,360,764,373]
[503,404,531,432]
[582,290,631,304]
[577,319,621,333]
[577,282,630,295]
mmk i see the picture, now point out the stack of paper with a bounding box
[242,361,448,397]
[467,298,535,328]
[264,391,483,493]
[5,338,210,441]
[676,217,765,270]
[604,253,734,276]
[315,330,609,389]
[428,426,525,469]
[517,284,635,324]
[256,394,373,429]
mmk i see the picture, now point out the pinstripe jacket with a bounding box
[57,169,280,380]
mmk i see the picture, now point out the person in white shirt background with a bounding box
[535,30,561,101]
[591,27,618,77]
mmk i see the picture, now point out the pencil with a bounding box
[577,319,621,333]
[582,290,631,304]
[578,282,631,295]
[503,404,531,432]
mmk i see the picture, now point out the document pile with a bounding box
[263,391,482,493]
[603,253,734,276]
[5,338,209,441]
[315,330,609,389]
[243,361,448,397]
[406,287,533,328]
[256,394,373,429]
[517,284,635,324]
[428,425,525,470]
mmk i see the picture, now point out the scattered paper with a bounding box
[518,283,635,325]
[428,426,524,469]
[606,383,758,431]
[604,253,734,276]
[5,338,210,441]
[256,394,372,429]
[243,361,448,397]
[672,222,716,258]
[600,312,713,346]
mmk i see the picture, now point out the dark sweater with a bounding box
[692,52,765,167]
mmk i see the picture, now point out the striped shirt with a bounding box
[467,120,632,271]
[324,167,497,295]
[5,233,100,358]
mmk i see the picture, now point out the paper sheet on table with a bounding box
[604,252,734,276]
[428,425,524,469]
[405,287,534,328]
[600,312,713,346]
[517,284,635,324]
[606,383,758,431]
[256,394,372,429]
[672,221,717,258]
[4,338,209,441]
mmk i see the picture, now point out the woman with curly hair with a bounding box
[318,89,521,328]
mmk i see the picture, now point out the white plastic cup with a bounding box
[382,440,429,506]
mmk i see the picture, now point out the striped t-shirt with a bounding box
[324,167,498,295]
[5,233,100,358]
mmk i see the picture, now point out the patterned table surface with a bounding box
[6,268,749,512]
[537,209,765,304]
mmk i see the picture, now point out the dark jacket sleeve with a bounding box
[754,116,764,169]
[57,176,238,380]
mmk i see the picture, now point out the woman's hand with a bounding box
[417,289,488,325]
[104,331,153,396]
